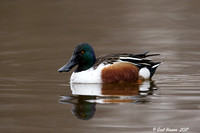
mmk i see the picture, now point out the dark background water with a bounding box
[0,0,200,133]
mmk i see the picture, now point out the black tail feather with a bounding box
[133,51,160,58]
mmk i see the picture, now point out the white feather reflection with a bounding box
[59,81,159,120]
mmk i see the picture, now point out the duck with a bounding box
[58,43,162,83]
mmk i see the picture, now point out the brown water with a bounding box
[1,0,200,133]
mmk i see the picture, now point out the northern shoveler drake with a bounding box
[58,43,162,83]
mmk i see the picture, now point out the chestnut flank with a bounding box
[101,63,139,83]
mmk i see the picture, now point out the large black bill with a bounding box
[58,55,78,73]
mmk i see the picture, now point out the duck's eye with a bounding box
[81,50,85,54]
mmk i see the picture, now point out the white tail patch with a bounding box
[152,64,160,68]
[139,67,150,79]
[152,62,163,68]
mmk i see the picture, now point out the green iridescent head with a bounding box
[58,43,96,72]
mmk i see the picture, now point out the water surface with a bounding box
[0,0,200,133]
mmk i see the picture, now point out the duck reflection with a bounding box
[59,80,158,120]
[60,95,96,120]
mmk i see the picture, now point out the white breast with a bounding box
[70,64,110,83]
